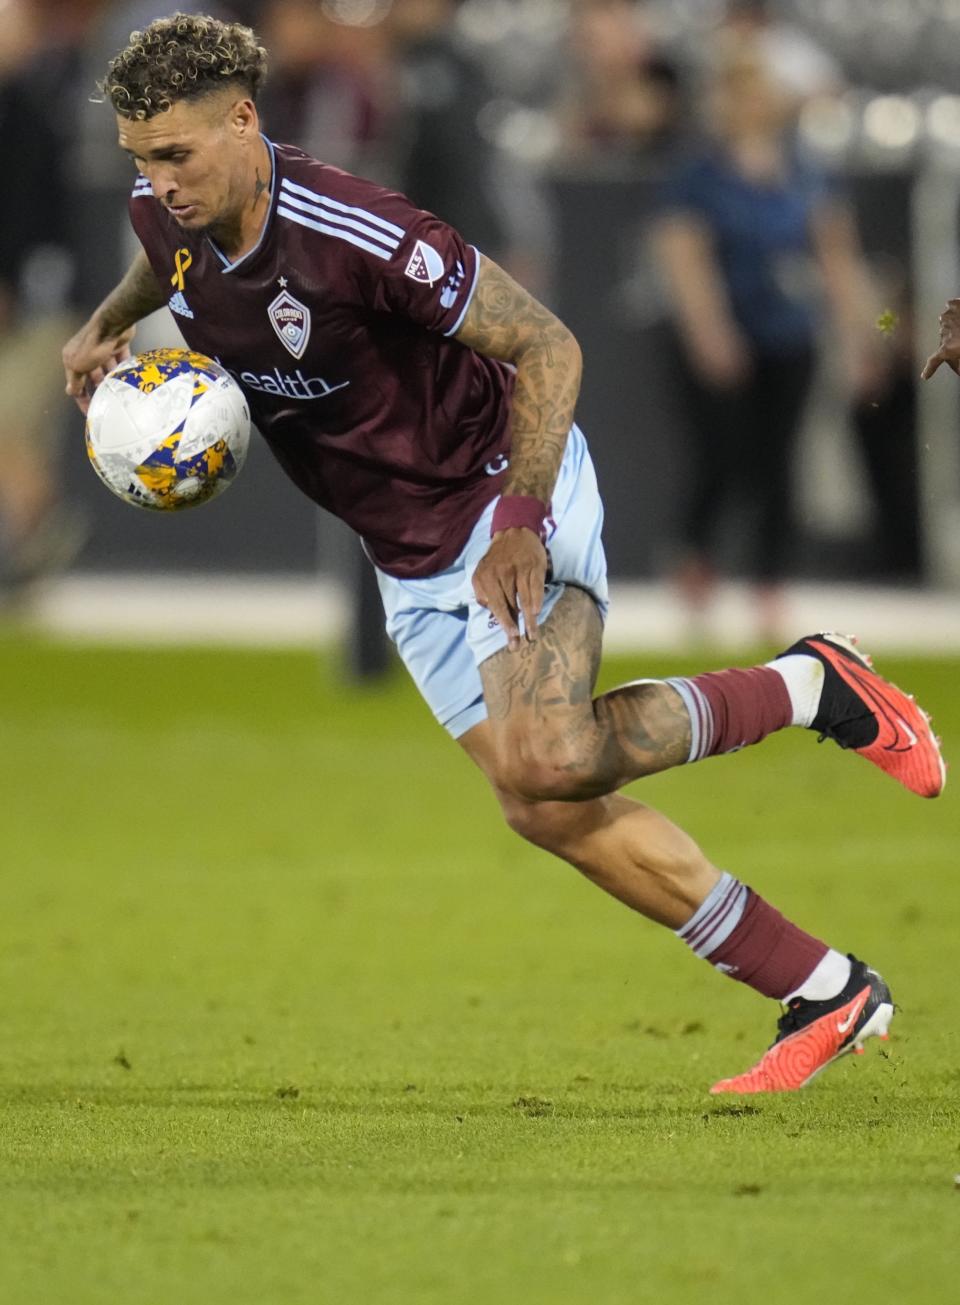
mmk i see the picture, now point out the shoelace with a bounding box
[816,711,873,749]
[775,968,869,1046]
[775,999,808,1042]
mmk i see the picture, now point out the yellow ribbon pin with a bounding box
[171,248,193,291]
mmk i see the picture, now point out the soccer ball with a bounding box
[85,348,250,510]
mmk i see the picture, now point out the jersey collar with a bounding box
[206,135,279,275]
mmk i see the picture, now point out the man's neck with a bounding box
[212,136,272,261]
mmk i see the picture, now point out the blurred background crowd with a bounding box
[3,0,960,646]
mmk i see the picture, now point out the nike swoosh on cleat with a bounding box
[896,719,918,748]
[813,642,922,755]
[844,664,917,753]
[836,990,870,1036]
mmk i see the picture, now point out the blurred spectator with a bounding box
[258,0,396,182]
[849,265,921,581]
[0,0,85,603]
[259,1,510,256]
[651,40,879,641]
[714,1,842,105]
[387,0,507,259]
[560,0,685,161]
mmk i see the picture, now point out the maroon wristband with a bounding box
[490,494,549,542]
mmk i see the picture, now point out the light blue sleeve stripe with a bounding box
[277,206,392,260]
[280,177,406,240]
[278,189,398,252]
[444,246,482,337]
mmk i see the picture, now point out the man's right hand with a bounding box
[62,319,136,414]
[472,527,548,654]
[921,299,960,380]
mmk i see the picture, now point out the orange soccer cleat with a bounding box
[711,957,894,1094]
[778,632,946,798]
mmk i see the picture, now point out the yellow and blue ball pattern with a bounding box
[119,350,237,508]
[131,426,235,504]
[120,347,218,394]
[85,348,250,512]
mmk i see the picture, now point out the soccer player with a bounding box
[63,14,945,1095]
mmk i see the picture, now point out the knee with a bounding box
[496,787,577,852]
[493,737,599,804]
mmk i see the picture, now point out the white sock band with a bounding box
[767,654,825,728]
[784,948,852,1003]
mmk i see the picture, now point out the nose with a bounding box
[147,166,179,200]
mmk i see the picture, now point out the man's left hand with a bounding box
[472,528,548,653]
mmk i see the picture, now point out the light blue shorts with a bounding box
[376,424,609,738]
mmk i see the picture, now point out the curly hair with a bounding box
[101,12,268,121]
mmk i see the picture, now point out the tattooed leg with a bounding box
[480,586,692,802]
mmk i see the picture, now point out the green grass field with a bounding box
[0,635,957,1304]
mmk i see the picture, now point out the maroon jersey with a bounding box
[129,139,514,577]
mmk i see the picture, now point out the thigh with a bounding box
[479,583,604,743]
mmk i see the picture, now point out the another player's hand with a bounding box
[63,319,136,414]
[688,328,752,390]
[473,528,548,653]
[921,299,960,380]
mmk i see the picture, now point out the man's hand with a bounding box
[921,299,960,380]
[62,318,136,414]
[62,252,167,411]
[687,326,752,390]
[472,528,548,653]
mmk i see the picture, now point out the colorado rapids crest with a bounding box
[268,288,312,359]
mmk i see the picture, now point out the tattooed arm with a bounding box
[63,250,167,413]
[455,254,583,651]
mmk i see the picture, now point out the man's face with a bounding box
[118,93,255,233]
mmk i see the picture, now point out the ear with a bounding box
[229,98,260,140]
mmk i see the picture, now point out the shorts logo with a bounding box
[404,240,445,286]
[268,289,311,360]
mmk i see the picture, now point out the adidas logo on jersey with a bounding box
[168,291,194,319]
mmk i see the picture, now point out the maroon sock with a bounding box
[707,891,828,1000]
[669,666,792,760]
